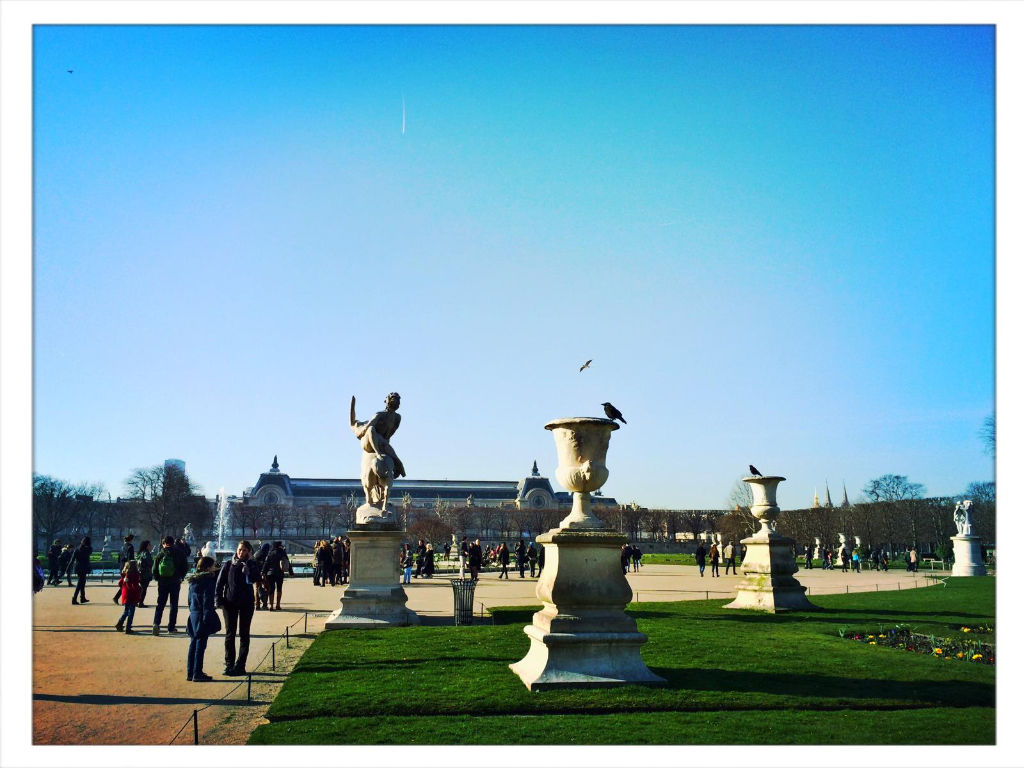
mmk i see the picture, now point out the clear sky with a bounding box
[31,24,995,510]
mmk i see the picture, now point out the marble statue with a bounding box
[954,500,974,537]
[183,523,195,547]
[350,392,406,523]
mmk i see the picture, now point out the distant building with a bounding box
[241,456,619,513]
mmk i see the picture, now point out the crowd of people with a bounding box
[803,544,900,573]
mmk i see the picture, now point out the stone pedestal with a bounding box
[950,535,986,577]
[325,524,418,629]
[510,417,664,690]
[509,528,665,690]
[725,475,816,613]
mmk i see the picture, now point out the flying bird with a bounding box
[67,70,73,74]
[579,359,592,372]
[602,402,627,424]
[748,464,762,477]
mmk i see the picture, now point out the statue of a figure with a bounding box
[350,392,406,522]
[954,500,974,536]
[183,523,195,546]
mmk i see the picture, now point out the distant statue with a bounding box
[954,500,974,536]
[350,392,406,522]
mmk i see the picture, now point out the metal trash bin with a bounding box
[450,578,477,625]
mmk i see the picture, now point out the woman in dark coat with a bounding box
[695,542,707,577]
[496,542,510,579]
[709,543,720,578]
[423,543,435,578]
[186,556,219,682]
[137,540,154,607]
[71,536,93,604]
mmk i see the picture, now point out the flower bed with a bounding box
[841,625,994,664]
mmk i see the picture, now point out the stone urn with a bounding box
[510,416,663,689]
[545,417,619,530]
[746,475,785,534]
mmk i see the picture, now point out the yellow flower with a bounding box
[957,652,964,658]
[972,654,983,660]
[963,627,971,633]
[933,648,943,654]
[869,641,877,645]
[868,635,875,639]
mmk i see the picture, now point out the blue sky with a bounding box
[31,24,995,509]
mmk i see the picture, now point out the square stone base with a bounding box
[324,526,419,629]
[950,535,987,577]
[725,530,816,613]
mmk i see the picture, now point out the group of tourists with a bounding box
[619,543,644,574]
[693,540,741,577]
[311,537,351,587]
[805,545,894,573]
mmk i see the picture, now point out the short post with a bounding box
[192,709,199,745]
[272,642,276,671]
[304,613,308,634]
[247,674,252,701]
[286,626,290,649]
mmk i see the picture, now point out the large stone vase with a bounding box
[509,417,664,689]
[325,522,419,629]
[725,475,816,613]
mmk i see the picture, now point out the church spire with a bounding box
[841,481,850,507]
[812,487,820,508]
[823,482,833,508]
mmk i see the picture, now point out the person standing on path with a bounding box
[216,540,260,677]
[136,540,153,607]
[400,544,413,584]
[114,559,141,633]
[424,543,435,578]
[496,542,510,579]
[70,536,92,604]
[58,544,74,586]
[152,535,188,634]
[262,541,292,611]
[515,540,526,578]
[631,544,642,572]
[113,534,136,604]
[695,542,707,577]
[851,548,861,573]
[460,536,470,579]
[413,539,426,579]
[908,547,919,573]
[805,545,813,570]
[252,542,271,608]
[709,543,720,578]
[468,538,483,582]
[840,547,850,573]
[47,540,62,586]
[527,542,538,577]
[186,556,220,682]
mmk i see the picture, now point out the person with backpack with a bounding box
[215,540,261,676]
[47,540,62,585]
[114,559,142,633]
[113,534,136,604]
[151,535,188,635]
[186,556,220,682]
[71,536,93,604]
[262,541,292,611]
[136,540,154,607]
[251,542,271,609]
[709,543,720,577]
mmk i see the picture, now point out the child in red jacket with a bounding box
[115,560,142,633]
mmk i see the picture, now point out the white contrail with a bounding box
[402,95,406,136]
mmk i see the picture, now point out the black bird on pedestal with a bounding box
[602,402,627,424]
[748,464,762,477]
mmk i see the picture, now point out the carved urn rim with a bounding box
[743,475,787,482]
[545,417,620,431]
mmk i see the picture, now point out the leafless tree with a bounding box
[863,474,925,549]
[124,464,209,540]
[979,414,995,457]
[312,503,343,537]
[728,477,754,512]
[33,475,80,547]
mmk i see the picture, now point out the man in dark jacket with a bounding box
[468,538,483,582]
[515,540,526,578]
[413,539,426,578]
[216,540,261,676]
[47,540,62,585]
[527,542,538,577]
[152,535,188,635]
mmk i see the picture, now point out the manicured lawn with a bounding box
[249,578,995,745]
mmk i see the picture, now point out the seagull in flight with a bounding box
[67,70,73,74]
[602,402,627,424]
[748,464,762,477]
[579,359,592,372]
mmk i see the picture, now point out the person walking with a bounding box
[424,543,436,578]
[460,536,470,579]
[252,542,271,609]
[496,542,510,579]
[908,547,919,573]
[840,547,850,573]
[315,540,333,587]
[47,540,62,585]
[695,542,707,577]
[709,543,720,578]
[262,541,292,611]
[186,556,220,682]
[631,544,642,572]
[137,540,154,607]
[851,548,861,573]
[216,540,260,677]
[113,534,136,604]
[514,540,526,578]
[723,542,736,575]
[58,544,74,586]
[871,549,880,571]
[151,535,188,635]
[804,545,813,570]
[621,543,631,575]
[527,542,538,577]
[114,559,142,633]
[70,536,93,604]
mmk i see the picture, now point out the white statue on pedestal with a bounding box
[954,500,974,536]
[349,392,406,524]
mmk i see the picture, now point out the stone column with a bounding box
[725,476,816,613]
[510,417,664,690]
[325,522,419,628]
[950,536,986,576]
[814,536,822,561]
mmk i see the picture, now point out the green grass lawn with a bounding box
[249,578,995,745]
